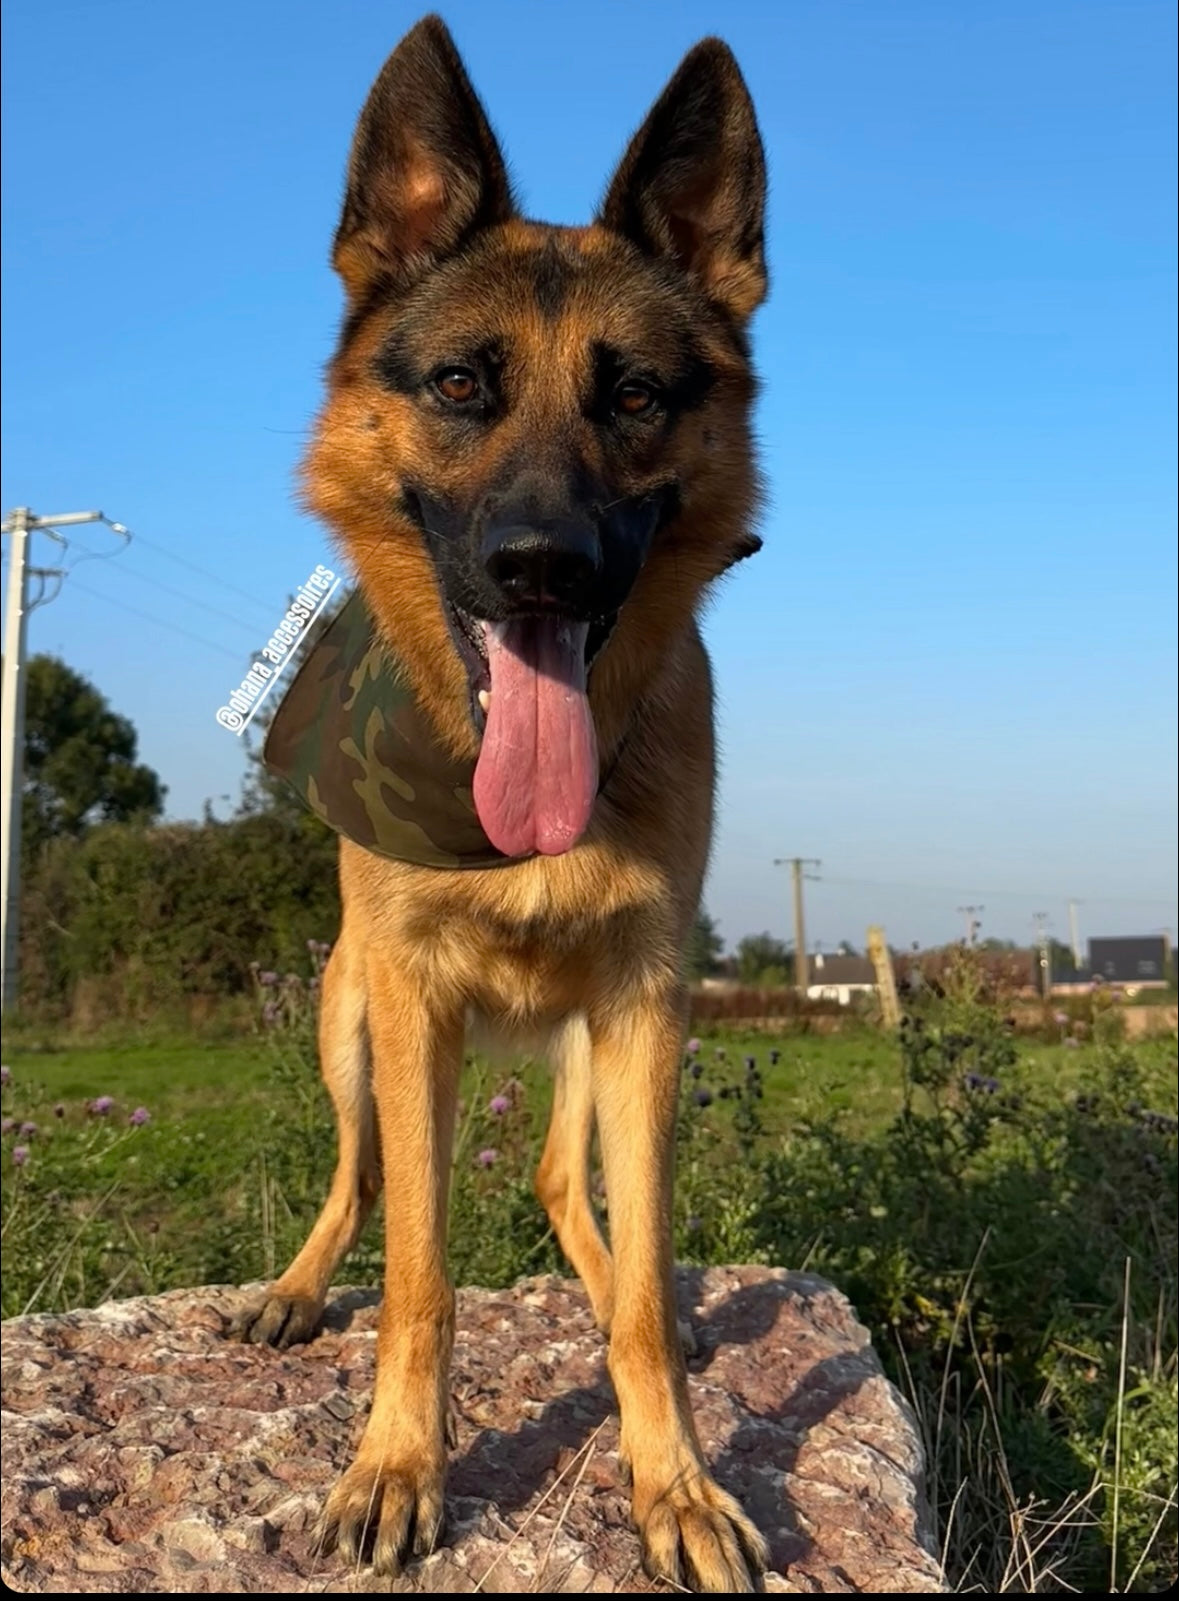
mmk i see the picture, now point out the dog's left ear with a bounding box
[599,40,766,321]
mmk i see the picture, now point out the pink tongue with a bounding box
[473,617,598,858]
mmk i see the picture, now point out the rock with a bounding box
[0,1267,943,1592]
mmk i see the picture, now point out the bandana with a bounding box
[263,591,514,870]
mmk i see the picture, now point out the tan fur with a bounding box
[233,18,771,1590]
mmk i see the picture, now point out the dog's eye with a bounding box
[615,381,659,417]
[434,368,479,404]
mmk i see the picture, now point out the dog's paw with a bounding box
[316,1456,446,1575]
[229,1291,322,1349]
[635,1474,768,1593]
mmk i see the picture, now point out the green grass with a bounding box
[0,1024,1109,1144]
[3,1035,272,1116]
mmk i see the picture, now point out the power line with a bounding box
[816,874,1174,909]
[116,528,277,616]
[65,575,248,663]
[59,535,267,634]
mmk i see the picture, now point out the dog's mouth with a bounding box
[445,603,617,859]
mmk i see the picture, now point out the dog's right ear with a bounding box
[333,15,515,300]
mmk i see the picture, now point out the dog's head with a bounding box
[305,14,766,859]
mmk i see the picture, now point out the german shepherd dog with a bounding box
[236,15,769,1591]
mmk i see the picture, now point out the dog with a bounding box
[235,15,769,1591]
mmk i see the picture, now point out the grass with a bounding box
[2,961,1176,1593]
[0,1023,1111,1143]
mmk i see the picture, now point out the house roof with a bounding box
[1088,936,1170,983]
[807,955,876,986]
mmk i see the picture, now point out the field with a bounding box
[2,972,1176,1592]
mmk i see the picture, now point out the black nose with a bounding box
[482,520,602,608]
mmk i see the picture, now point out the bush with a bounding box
[18,812,340,1021]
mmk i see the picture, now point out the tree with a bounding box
[685,907,724,980]
[735,932,794,988]
[21,655,165,860]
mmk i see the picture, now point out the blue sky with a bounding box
[3,0,1176,955]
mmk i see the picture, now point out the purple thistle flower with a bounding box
[689,1061,704,1079]
[262,1001,279,1026]
[1063,1036,1081,1049]
[0,1117,15,1135]
[685,1038,701,1055]
[19,1121,37,1138]
[259,971,278,987]
[306,938,318,951]
[488,1094,510,1116]
[963,1072,982,1091]
[89,1096,114,1117]
[12,1144,30,1167]
[129,1107,151,1127]
[1053,1011,1069,1026]
[0,1064,10,1086]
[477,1148,498,1168]
[692,1088,713,1108]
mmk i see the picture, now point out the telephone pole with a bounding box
[1067,899,1083,970]
[773,857,821,994]
[956,904,985,946]
[1,507,129,1011]
[1032,911,1052,1000]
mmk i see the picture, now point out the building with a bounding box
[805,952,877,1006]
[1088,936,1171,991]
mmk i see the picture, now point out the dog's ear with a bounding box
[599,40,766,321]
[333,15,515,300]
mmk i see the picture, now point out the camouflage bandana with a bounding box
[263,590,515,870]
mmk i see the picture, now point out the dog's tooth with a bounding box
[477,689,491,713]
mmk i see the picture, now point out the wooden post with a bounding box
[867,925,901,1028]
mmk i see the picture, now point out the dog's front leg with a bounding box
[318,956,464,1576]
[592,985,769,1593]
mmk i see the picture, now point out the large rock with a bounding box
[1,1267,942,1592]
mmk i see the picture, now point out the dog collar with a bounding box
[263,590,516,870]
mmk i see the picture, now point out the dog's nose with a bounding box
[482,521,602,608]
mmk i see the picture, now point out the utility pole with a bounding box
[773,857,821,994]
[1068,899,1083,971]
[1032,911,1051,1001]
[956,904,985,946]
[1,507,128,1011]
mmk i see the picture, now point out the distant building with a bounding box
[1088,936,1171,990]
[806,952,877,1006]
